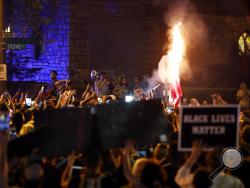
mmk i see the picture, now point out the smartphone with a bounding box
[125,95,134,103]
[26,98,32,106]
[38,101,43,108]
[159,134,168,143]
[166,107,174,113]
[138,150,147,157]
[72,166,84,170]
[0,112,10,131]
[98,97,103,104]
[71,166,86,176]
[40,86,44,93]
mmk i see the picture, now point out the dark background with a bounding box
[4,0,250,88]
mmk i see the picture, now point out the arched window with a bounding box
[238,30,250,56]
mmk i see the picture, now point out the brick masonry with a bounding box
[186,14,250,87]
[69,1,167,83]
[5,0,69,82]
[5,0,250,87]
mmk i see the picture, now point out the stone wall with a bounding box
[185,14,250,87]
[69,1,164,80]
[68,0,89,83]
[5,0,69,82]
[5,0,250,88]
[68,1,250,87]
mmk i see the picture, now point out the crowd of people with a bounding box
[0,70,250,188]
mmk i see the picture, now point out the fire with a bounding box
[158,22,185,107]
[158,22,185,83]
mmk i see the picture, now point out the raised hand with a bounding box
[61,151,78,188]
[86,83,91,91]
[183,140,204,169]
[191,140,204,160]
[12,88,21,100]
[124,140,135,155]
[67,150,78,165]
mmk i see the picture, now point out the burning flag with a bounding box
[158,22,185,107]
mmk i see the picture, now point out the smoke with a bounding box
[147,0,208,91]
[165,0,208,80]
[146,70,161,92]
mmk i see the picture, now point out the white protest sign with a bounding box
[0,64,7,81]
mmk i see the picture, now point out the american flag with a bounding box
[169,80,182,107]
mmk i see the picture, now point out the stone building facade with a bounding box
[4,0,250,88]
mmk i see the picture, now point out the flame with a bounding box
[158,22,185,83]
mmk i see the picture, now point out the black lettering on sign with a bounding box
[179,106,239,151]
[192,126,226,135]
[211,114,236,123]
[184,115,209,123]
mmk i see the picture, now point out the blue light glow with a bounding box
[6,0,69,82]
